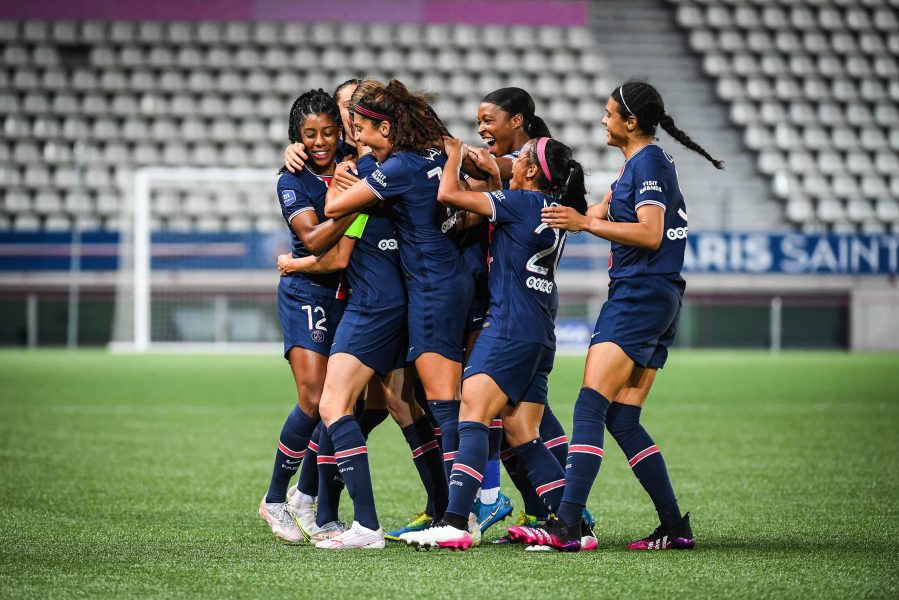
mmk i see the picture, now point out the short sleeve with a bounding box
[344,213,369,239]
[631,158,667,212]
[354,155,379,179]
[277,176,315,223]
[364,155,414,201]
[486,189,527,225]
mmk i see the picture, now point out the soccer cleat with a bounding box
[507,516,581,552]
[384,512,433,541]
[580,518,598,551]
[401,521,473,551]
[315,521,385,550]
[286,484,316,540]
[258,497,303,544]
[468,512,482,547]
[473,491,514,533]
[303,520,349,543]
[627,512,695,550]
[492,512,540,544]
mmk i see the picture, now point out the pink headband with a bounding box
[354,103,393,122]
[536,137,553,185]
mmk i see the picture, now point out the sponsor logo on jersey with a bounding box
[378,239,398,250]
[440,211,457,234]
[491,190,506,202]
[281,189,297,206]
[526,276,554,294]
[371,169,387,187]
[639,180,662,195]
[666,226,688,240]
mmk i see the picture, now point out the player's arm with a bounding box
[436,138,497,218]
[290,209,357,256]
[587,190,612,221]
[542,204,664,250]
[278,236,356,276]
[325,177,379,218]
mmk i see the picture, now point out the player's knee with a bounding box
[502,415,539,448]
[605,403,641,439]
[573,389,609,424]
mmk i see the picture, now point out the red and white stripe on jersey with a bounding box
[452,463,483,482]
[317,455,336,465]
[490,419,503,429]
[628,445,660,468]
[535,478,565,497]
[433,427,442,436]
[411,439,439,458]
[335,446,368,459]
[569,444,604,457]
[307,441,319,453]
[278,442,306,459]
[443,451,457,462]
[544,435,568,449]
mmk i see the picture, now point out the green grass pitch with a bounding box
[1,350,898,598]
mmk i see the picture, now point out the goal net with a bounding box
[109,167,289,352]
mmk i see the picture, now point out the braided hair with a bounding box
[280,89,341,174]
[482,87,552,139]
[525,138,587,215]
[612,80,724,170]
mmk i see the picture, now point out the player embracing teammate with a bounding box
[259,76,718,552]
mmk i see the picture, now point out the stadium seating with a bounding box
[0,20,618,232]
[672,0,899,233]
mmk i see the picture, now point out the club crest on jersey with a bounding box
[281,189,297,206]
[371,170,388,187]
[311,330,325,343]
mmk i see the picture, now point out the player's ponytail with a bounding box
[481,87,553,139]
[612,80,724,170]
[531,137,587,215]
[356,79,446,152]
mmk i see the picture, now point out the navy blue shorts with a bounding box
[464,274,490,340]
[463,333,555,405]
[278,275,346,359]
[407,273,474,363]
[330,303,407,377]
[591,276,684,369]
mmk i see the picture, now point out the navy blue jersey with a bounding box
[607,144,687,281]
[344,154,406,307]
[363,149,463,291]
[480,188,566,348]
[336,139,357,163]
[277,168,341,290]
[501,148,521,191]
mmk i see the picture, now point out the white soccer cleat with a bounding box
[402,522,473,551]
[286,484,317,540]
[468,512,482,547]
[315,521,385,550]
[524,544,553,552]
[258,496,303,544]
[309,520,349,543]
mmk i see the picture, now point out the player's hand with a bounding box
[277,253,294,276]
[542,205,587,232]
[333,160,360,191]
[443,136,465,157]
[467,147,501,182]
[284,142,308,174]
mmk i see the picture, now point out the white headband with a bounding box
[619,85,634,117]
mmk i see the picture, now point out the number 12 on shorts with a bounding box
[301,305,327,331]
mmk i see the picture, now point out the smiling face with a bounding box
[353,113,392,162]
[509,139,539,190]
[602,97,632,149]
[477,102,522,157]
[335,84,357,143]
[299,113,340,172]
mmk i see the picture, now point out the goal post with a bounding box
[109,167,286,353]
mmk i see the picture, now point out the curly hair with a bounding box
[354,80,448,153]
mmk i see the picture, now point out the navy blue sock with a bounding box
[315,426,344,527]
[514,437,567,515]
[428,400,460,481]
[296,423,320,497]
[265,405,318,503]
[558,387,610,526]
[359,408,389,439]
[445,421,490,521]
[606,403,681,527]
[501,436,547,518]
[539,406,569,467]
[403,417,442,518]
[481,418,503,496]
[328,415,379,530]
[413,416,448,519]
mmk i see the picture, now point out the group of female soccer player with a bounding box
[257,75,723,551]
